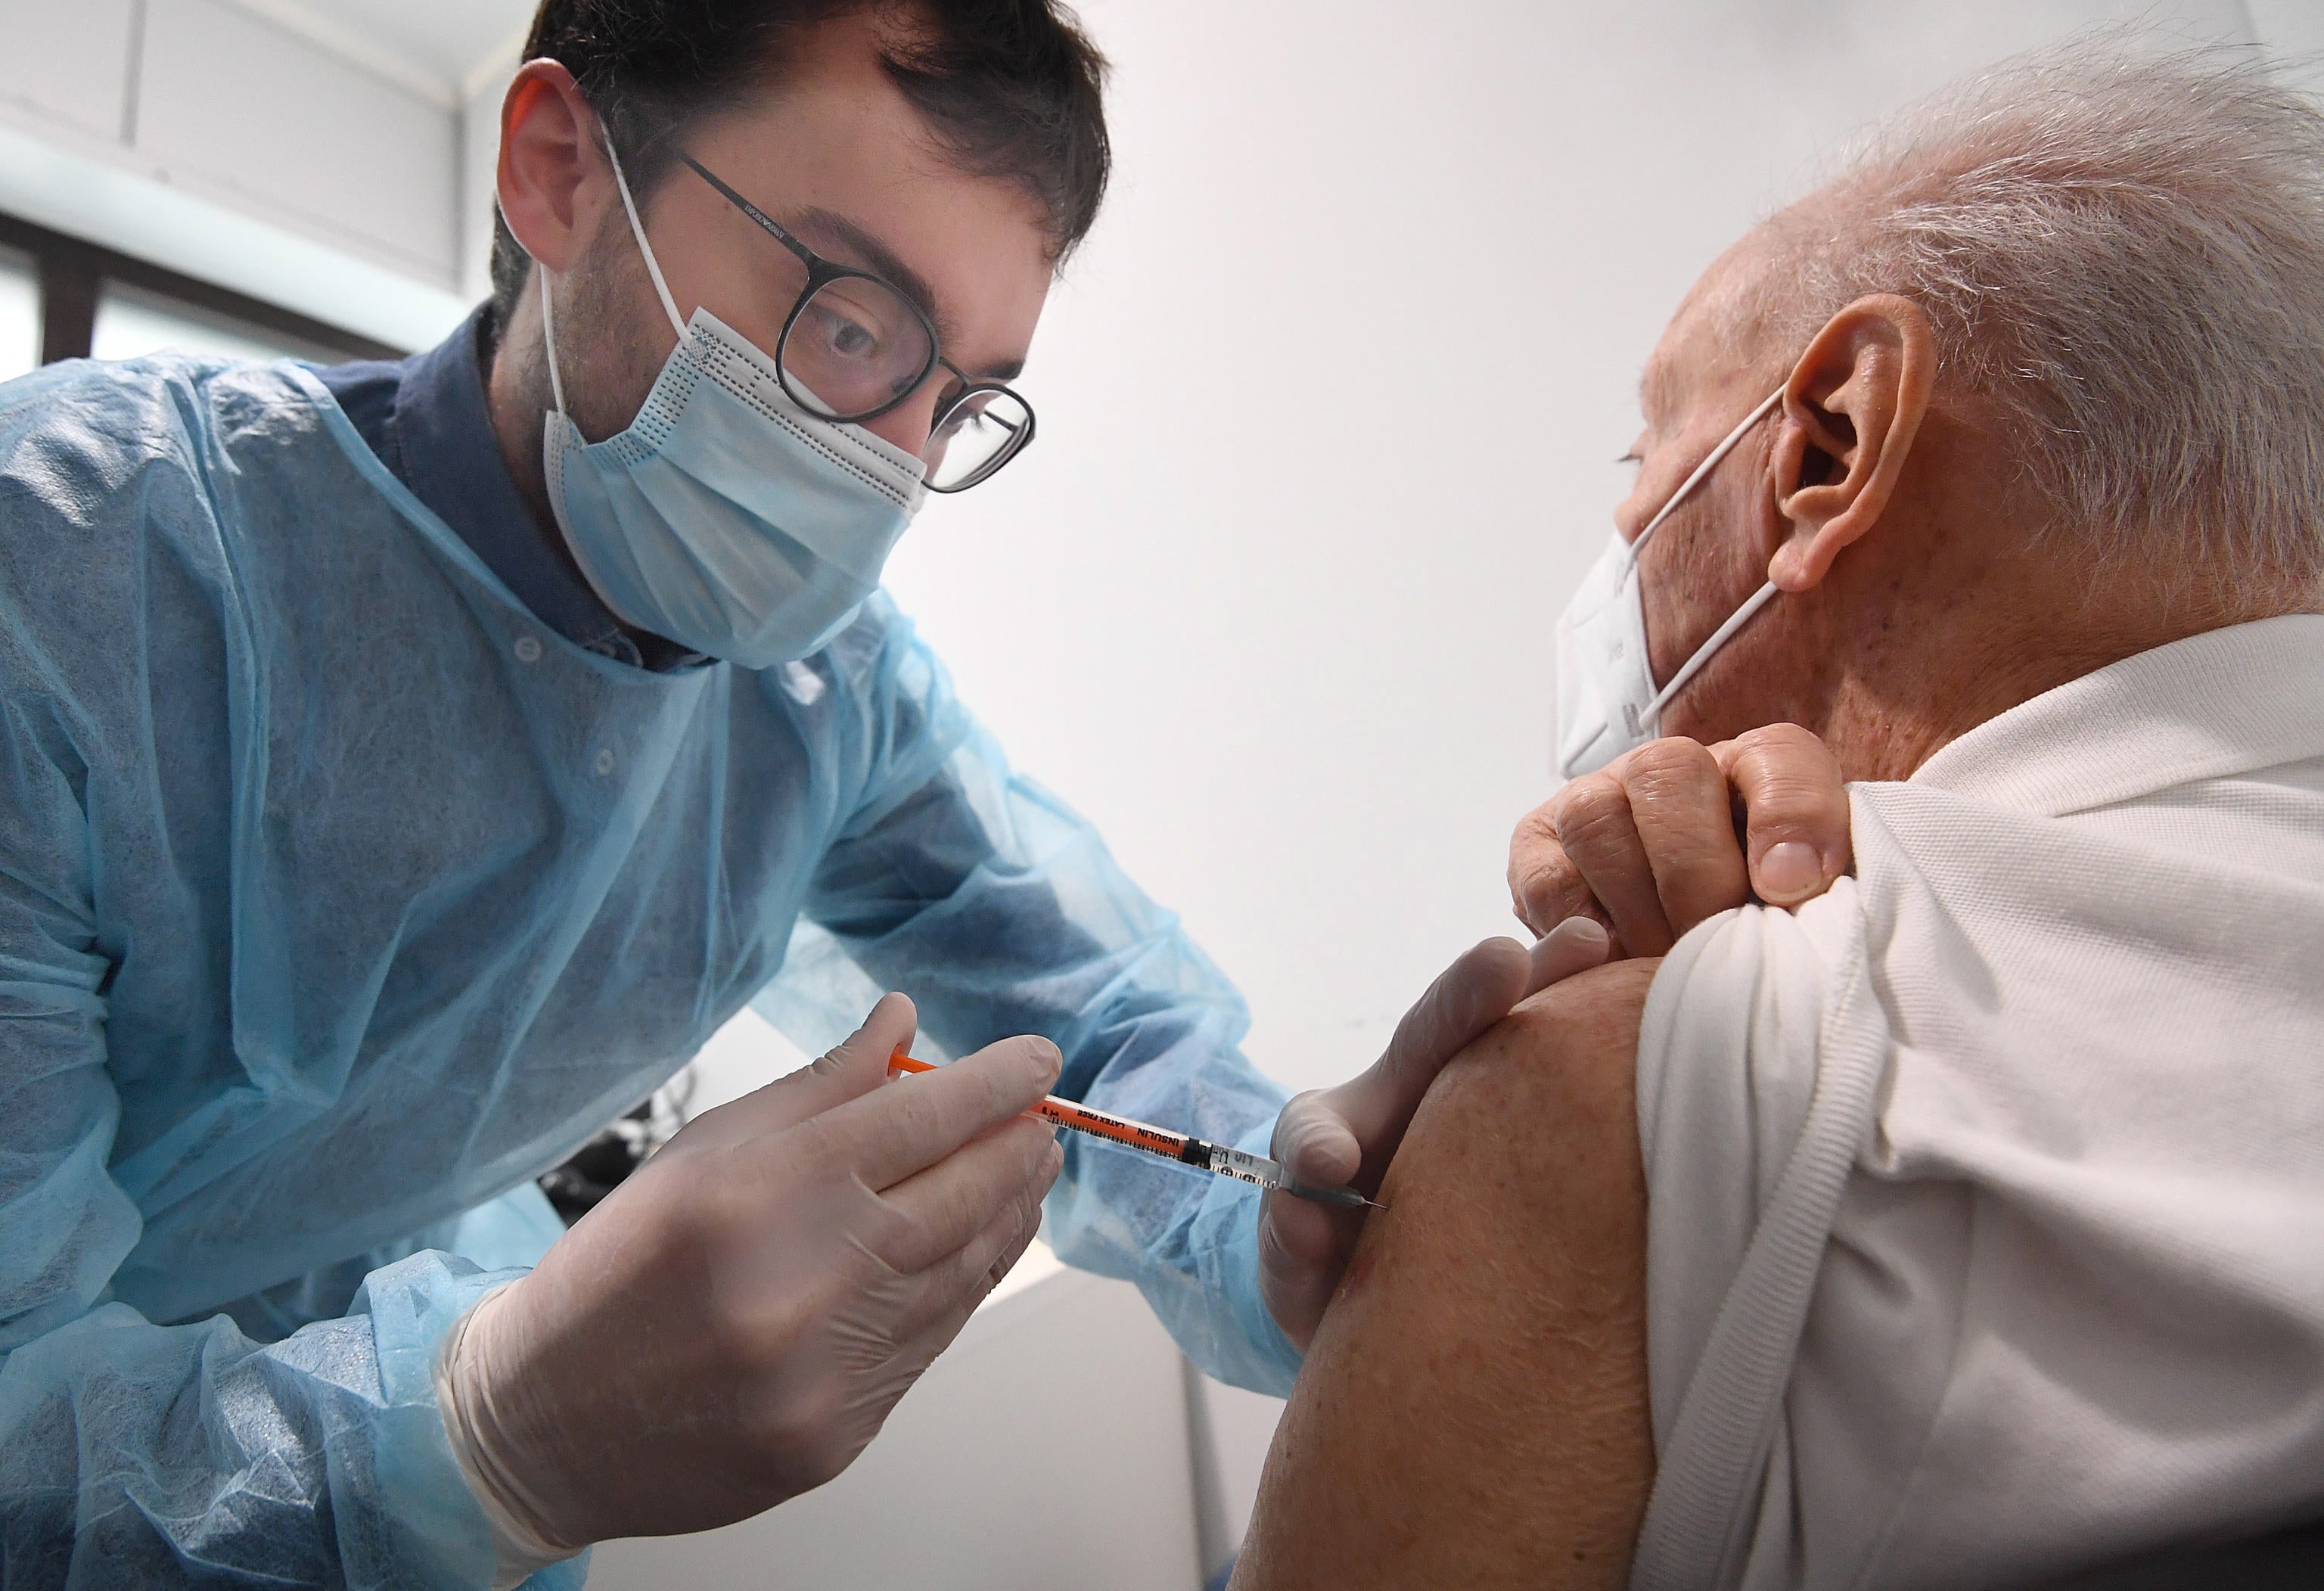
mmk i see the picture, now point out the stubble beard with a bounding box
[552,213,673,446]
[502,207,671,481]
[490,210,677,566]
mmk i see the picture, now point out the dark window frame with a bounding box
[0,210,406,367]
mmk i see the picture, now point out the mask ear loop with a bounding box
[1633,384,1788,729]
[539,265,570,420]
[536,128,684,425]
[600,135,687,341]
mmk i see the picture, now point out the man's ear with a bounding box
[1765,294,1936,591]
[496,60,613,278]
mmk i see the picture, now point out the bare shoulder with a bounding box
[1393,956,1664,1179]
[1511,956,1663,1054]
[1350,951,1664,1331]
[1234,957,1663,1591]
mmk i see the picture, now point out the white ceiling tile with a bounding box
[141,0,461,281]
[0,0,138,143]
[220,0,534,101]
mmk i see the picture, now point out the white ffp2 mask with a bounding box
[1552,387,1785,781]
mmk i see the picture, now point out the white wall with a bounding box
[881,0,2273,1101]
[135,0,459,282]
[2250,0,2324,87]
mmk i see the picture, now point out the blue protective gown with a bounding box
[0,354,1300,1588]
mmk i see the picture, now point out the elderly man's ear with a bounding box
[1766,294,1938,591]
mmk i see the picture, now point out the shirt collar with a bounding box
[1908,614,2324,816]
[364,309,704,672]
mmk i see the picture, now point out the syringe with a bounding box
[889,1049,1383,1210]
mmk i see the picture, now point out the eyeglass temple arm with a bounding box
[677,151,819,272]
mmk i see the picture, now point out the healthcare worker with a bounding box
[0,2,1612,1585]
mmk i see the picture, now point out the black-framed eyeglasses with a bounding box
[679,152,1036,494]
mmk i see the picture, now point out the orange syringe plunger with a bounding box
[888,1048,1379,1211]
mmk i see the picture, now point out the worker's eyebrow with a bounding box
[790,208,950,341]
[788,208,1027,384]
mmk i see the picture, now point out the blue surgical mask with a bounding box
[539,143,927,669]
[1552,387,1785,780]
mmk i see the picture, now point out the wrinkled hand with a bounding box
[1257,725,1853,1351]
[1258,917,1614,1349]
[435,995,1061,1569]
[1508,723,1853,955]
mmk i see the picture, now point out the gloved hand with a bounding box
[434,994,1061,1584]
[1258,918,1613,1349]
[1260,725,1853,1350]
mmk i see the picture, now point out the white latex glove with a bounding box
[434,994,1061,1584]
[1258,918,1612,1350]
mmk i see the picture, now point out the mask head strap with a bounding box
[1627,386,1785,562]
[1642,579,1782,726]
[1629,384,1788,730]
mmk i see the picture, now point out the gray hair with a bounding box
[1728,37,2324,594]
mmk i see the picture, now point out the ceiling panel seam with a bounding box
[212,0,459,110]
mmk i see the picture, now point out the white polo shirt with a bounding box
[1629,616,2324,1591]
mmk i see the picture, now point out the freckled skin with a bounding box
[1232,962,1659,1591]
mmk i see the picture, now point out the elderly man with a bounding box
[1231,41,2324,1591]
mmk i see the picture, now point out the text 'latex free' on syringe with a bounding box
[888,1049,1383,1210]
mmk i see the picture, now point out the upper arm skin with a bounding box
[1232,959,1661,1591]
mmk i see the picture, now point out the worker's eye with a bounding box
[803,303,881,362]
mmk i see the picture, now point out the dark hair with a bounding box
[487,0,1109,336]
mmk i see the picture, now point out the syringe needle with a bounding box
[889,1048,1386,1212]
[1283,1179,1389,1212]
